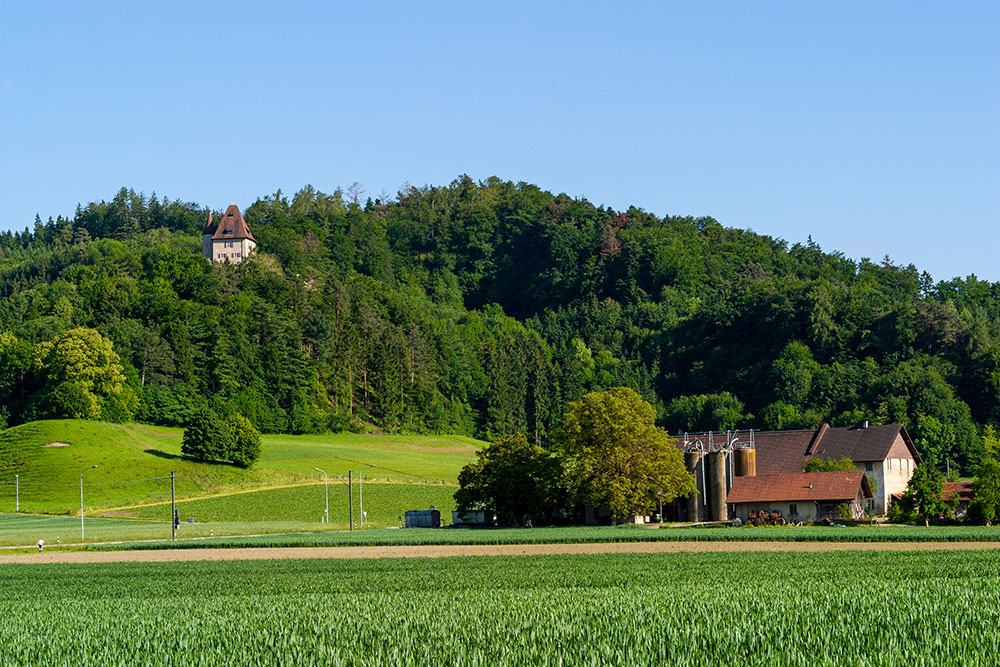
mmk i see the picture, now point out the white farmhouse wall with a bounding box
[853,433,915,515]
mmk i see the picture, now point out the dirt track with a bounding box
[2,541,1000,564]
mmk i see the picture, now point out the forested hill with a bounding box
[1,177,999,471]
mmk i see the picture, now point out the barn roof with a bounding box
[942,481,973,503]
[210,205,256,242]
[701,423,921,476]
[727,471,872,504]
[807,424,919,464]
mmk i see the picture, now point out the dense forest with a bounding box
[1,177,998,471]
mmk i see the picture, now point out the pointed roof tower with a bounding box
[202,212,216,236]
[211,205,256,242]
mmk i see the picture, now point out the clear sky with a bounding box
[1,2,996,282]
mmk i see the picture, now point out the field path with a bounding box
[3,540,1000,564]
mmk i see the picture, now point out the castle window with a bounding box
[224,230,233,235]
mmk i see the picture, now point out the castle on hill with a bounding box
[202,204,256,263]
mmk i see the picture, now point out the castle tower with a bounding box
[202,205,256,263]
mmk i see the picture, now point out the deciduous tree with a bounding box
[557,387,695,523]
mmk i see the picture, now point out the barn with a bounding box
[726,471,873,523]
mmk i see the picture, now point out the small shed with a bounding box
[726,471,873,522]
[943,481,974,520]
[405,506,441,528]
[451,510,488,526]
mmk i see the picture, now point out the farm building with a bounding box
[451,510,488,526]
[682,422,920,519]
[405,506,441,528]
[726,471,873,522]
[942,481,974,520]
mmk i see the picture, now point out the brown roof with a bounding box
[742,424,921,475]
[726,471,872,504]
[752,430,816,475]
[202,212,216,236]
[942,481,973,502]
[210,205,256,242]
[808,424,919,463]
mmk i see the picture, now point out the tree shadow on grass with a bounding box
[144,448,242,467]
[145,448,195,462]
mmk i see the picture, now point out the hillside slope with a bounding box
[2,180,999,470]
[0,420,481,514]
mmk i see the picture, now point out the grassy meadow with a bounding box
[0,420,480,515]
[4,550,1000,664]
[103,481,458,528]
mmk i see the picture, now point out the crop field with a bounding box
[3,550,1000,664]
[102,482,458,528]
[99,523,1000,551]
[0,513,323,548]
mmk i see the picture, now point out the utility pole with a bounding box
[171,471,176,541]
[348,470,353,531]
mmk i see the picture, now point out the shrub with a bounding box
[228,414,262,467]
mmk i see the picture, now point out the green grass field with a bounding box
[102,482,457,528]
[92,523,1000,551]
[0,420,481,514]
[3,550,1000,664]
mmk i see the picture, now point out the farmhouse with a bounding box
[752,423,920,515]
[726,471,873,522]
[681,422,921,521]
[203,204,256,263]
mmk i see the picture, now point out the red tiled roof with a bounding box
[942,481,973,502]
[726,471,872,504]
[210,205,256,242]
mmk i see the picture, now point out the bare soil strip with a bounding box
[3,541,1000,564]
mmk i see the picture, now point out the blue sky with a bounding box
[1,2,996,282]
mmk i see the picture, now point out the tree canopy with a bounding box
[557,388,696,522]
[455,433,563,524]
[803,456,855,473]
[0,178,997,471]
[888,464,949,526]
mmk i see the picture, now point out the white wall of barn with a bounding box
[855,433,916,515]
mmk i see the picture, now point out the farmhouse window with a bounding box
[865,462,873,471]
[789,504,797,517]
[866,499,874,512]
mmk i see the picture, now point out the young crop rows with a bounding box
[3,550,1000,664]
